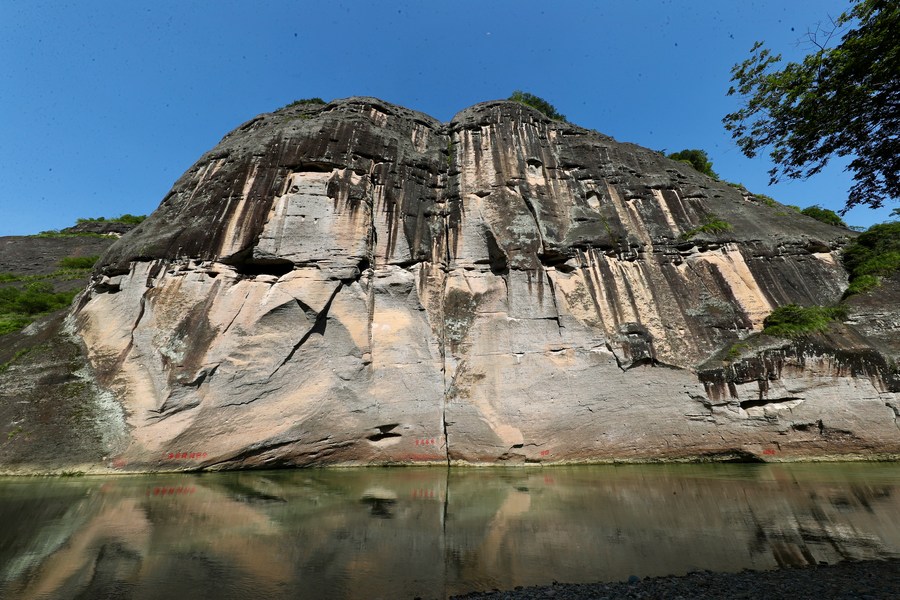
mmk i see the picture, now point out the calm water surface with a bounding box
[2,463,900,599]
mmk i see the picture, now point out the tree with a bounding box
[508,91,567,122]
[723,0,900,212]
[666,149,719,179]
[800,205,848,228]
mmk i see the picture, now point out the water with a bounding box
[1,463,899,599]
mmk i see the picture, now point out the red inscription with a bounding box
[164,451,208,460]
[147,486,196,496]
[762,448,776,455]
[411,489,436,499]
[414,439,437,446]
[539,450,550,457]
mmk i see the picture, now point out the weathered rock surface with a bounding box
[4,97,898,472]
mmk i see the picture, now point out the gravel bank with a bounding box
[450,558,900,599]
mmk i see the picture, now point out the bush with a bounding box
[76,214,145,226]
[842,221,900,295]
[508,91,567,121]
[284,98,326,109]
[762,304,846,337]
[680,214,733,240]
[800,205,847,228]
[0,282,80,335]
[58,255,99,269]
[667,149,718,179]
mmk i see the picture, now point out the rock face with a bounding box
[45,97,899,471]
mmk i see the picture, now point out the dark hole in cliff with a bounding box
[223,250,294,277]
[290,161,335,173]
[526,158,543,168]
[740,397,803,411]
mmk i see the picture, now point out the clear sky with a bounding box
[1,0,894,236]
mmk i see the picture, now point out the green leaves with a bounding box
[508,91,567,122]
[680,214,732,240]
[666,149,719,179]
[842,221,900,295]
[800,205,848,228]
[724,0,900,212]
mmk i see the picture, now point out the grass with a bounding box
[58,255,99,269]
[680,214,733,240]
[762,304,847,337]
[726,342,750,360]
[30,230,115,239]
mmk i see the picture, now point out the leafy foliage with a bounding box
[76,213,146,225]
[762,304,847,337]
[723,0,900,211]
[800,205,848,228]
[508,91,567,122]
[667,149,719,179]
[284,98,326,109]
[0,282,79,335]
[680,214,733,240]
[842,221,900,294]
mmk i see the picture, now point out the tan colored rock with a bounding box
[53,97,900,471]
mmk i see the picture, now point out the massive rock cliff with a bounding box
[11,96,898,472]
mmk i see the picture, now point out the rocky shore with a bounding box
[451,558,900,599]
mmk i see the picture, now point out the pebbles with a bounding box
[451,558,900,599]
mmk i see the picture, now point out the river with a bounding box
[2,463,899,599]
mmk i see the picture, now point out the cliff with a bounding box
[2,97,897,472]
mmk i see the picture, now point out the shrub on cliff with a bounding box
[762,304,847,337]
[508,91,567,122]
[800,205,847,228]
[842,221,900,295]
[680,214,732,240]
[667,149,719,179]
[76,214,145,226]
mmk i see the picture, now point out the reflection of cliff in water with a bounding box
[1,464,899,599]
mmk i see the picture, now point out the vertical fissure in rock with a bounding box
[543,270,564,335]
[440,132,453,466]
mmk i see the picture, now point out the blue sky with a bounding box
[1,0,894,236]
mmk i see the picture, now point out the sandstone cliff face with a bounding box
[66,97,898,471]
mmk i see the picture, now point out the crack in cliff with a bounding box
[606,341,627,372]
[269,283,343,377]
[440,135,453,467]
[542,271,564,336]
